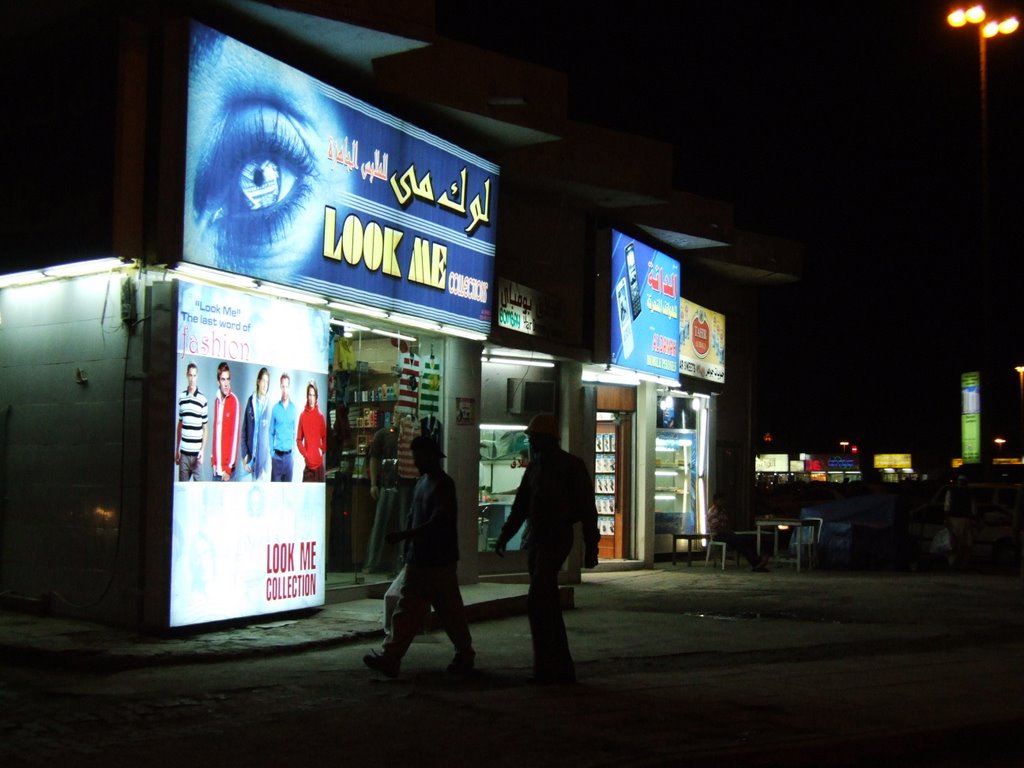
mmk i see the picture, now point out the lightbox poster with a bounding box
[608,230,681,379]
[183,21,498,336]
[170,281,330,627]
[679,299,726,384]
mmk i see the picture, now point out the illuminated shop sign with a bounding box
[805,455,860,471]
[183,22,498,334]
[755,453,789,472]
[171,281,330,627]
[873,453,912,469]
[680,298,725,383]
[497,278,564,340]
[609,230,681,379]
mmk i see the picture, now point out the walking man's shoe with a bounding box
[363,651,399,678]
[447,649,476,674]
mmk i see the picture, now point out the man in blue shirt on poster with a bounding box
[269,373,298,482]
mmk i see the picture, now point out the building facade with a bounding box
[0,0,800,630]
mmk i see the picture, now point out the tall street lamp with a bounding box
[946,6,1018,475]
[1016,365,1024,460]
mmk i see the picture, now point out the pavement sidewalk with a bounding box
[0,579,540,670]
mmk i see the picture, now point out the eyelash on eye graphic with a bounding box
[193,103,318,252]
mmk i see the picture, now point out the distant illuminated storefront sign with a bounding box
[874,453,913,469]
[805,455,860,472]
[608,230,681,379]
[961,371,981,464]
[183,21,498,335]
[755,453,789,472]
[679,299,725,383]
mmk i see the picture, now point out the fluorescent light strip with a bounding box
[329,319,371,332]
[483,356,555,368]
[172,263,258,290]
[43,258,129,278]
[637,371,681,387]
[371,328,417,342]
[256,281,328,305]
[0,269,47,288]
[440,325,487,341]
[389,313,443,332]
[479,423,529,431]
[582,370,640,386]
[327,301,389,319]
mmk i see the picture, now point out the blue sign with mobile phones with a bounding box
[609,230,681,379]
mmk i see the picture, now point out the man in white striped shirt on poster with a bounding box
[176,361,209,481]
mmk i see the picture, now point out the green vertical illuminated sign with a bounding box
[961,371,981,464]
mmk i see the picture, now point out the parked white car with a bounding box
[909,482,1021,566]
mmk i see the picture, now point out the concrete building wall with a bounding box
[0,271,144,625]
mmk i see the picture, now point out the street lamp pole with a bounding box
[1016,366,1024,461]
[946,6,1018,476]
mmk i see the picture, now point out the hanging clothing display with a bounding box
[420,352,442,416]
[397,352,421,414]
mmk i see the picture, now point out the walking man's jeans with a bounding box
[527,525,575,682]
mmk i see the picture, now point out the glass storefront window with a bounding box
[477,427,529,552]
[478,353,558,554]
[654,394,707,537]
[325,323,444,583]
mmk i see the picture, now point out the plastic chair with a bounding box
[793,518,823,570]
[704,536,728,570]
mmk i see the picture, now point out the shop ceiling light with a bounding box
[440,325,487,341]
[370,328,417,342]
[582,369,640,386]
[389,313,443,332]
[43,257,129,279]
[483,356,555,368]
[0,269,47,288]
[479,423,529,431]
[329,318,370,332]
[636,371,681,388]
[327,300,388,319]
[256,281,328,305]
[172,263,258,290]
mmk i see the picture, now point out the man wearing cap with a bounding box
[363,436,475,678]
[495,413,600,684]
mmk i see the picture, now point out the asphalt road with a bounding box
[2,566,1023,767]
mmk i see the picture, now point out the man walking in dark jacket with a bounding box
[363,436,474,678]
[495,413,600,684]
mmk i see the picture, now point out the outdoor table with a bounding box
[755,517,814,572]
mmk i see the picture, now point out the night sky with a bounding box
[438,0,1024,470]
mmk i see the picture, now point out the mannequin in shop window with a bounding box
[363,423,399,573]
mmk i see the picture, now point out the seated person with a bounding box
[707,492,770,572]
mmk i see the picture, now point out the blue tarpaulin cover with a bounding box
[801,494,903,570]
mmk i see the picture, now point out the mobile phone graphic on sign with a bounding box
[624,243,643,319]
[615,277,635,360]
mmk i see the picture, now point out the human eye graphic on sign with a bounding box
[185,25,340,281]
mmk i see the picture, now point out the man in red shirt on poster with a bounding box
[297,380,327,482]
[211,361,240,481]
